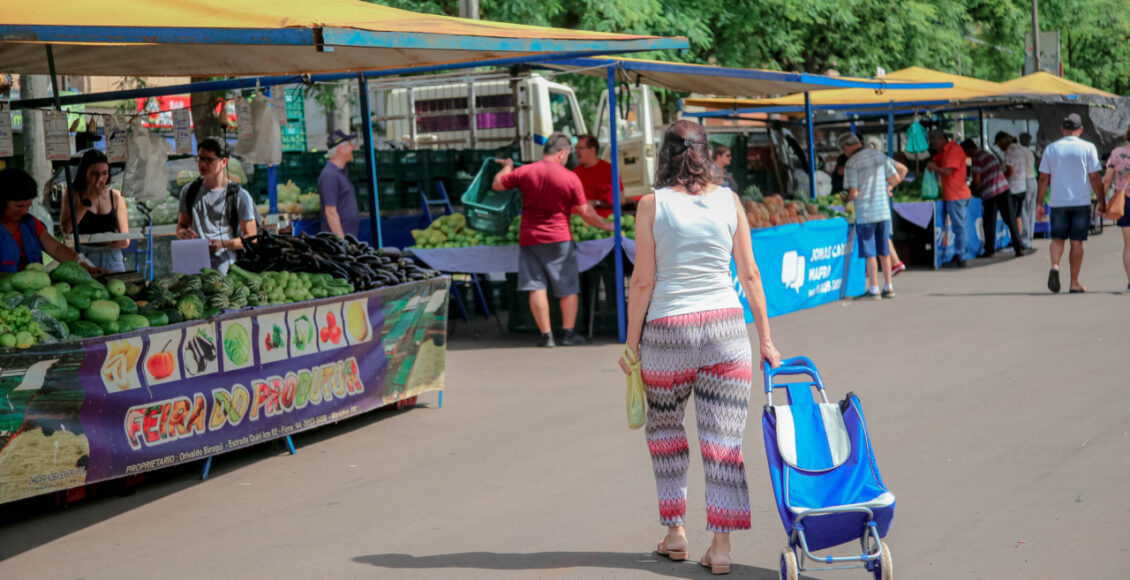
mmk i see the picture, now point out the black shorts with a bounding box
[518,241,580,297]
[1050,205,1090,242]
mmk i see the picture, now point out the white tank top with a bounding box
[646,186,743,322]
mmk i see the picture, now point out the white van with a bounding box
[382,72,586,162]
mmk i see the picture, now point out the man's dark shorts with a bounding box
[518,241,580,297]
[1049,205,1090,241]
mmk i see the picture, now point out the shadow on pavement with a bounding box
[927,291,1059,297]
[353,551,822,578]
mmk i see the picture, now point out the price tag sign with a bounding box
[269,90,287,126]
[0,102,13,158]
[106,116,129,163]
[43,110,71,160]
[173,108,194,155]
[235,97,253,141]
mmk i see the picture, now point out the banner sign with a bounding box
[105,116,129,164]
[933,199,1013,268]
[172,109,194,155]
[732,218,865,321]
[0,278,449,504]
[43,110,71,160]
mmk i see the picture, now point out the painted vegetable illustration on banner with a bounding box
[102,340,141,391]
[293,314,314,352]
[320,312,342,345]
[223,323,251,365]
[145,339,176,380]
[264,324,283,351]
[346,301,367,342]
[185,328,217,376]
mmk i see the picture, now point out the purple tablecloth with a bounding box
[892,201,935,229]
[411,237,635,274]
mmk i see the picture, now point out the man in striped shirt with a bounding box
[841,133,908,299]
[962,139,1026,258]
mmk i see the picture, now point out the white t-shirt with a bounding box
[1039,136,1101,207]
[1004,143,1028,193]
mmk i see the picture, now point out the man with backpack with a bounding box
[176,137,258,274]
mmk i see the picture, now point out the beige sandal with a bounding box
[656,538,688,561]
[699,552,731,575]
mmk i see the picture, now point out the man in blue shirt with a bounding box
[1037,114,1106,293]
[318,129,360,238]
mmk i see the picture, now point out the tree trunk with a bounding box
[17,75,53,201]
[327,82,351,136]
[190,77,224,145]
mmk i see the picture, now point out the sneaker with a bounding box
[1047,268,1061,294]
[891,262,906,276]
[537,333,556,348]
[560,330,588,346]
[881,289,896,299]
[854,290,882,300]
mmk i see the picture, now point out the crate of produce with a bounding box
[460,158,522,236]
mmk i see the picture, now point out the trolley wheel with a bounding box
[872,541,892,580]
[779,548,798,580]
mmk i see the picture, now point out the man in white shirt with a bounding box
[1018,133,1039,249]
[1036,114,1106,293]
[996,132,1031,249]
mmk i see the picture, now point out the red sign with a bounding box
[137,96,192,128]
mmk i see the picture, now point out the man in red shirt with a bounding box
[493,133,613,347]
[572,134,623,218]
[926,129,972,268]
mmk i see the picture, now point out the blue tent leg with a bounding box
[804,92,816,201]
[358,73,382,247]
[608,67,626,343]
[438,391,444,408]
[285,435,296,455]
[201,457,212,480]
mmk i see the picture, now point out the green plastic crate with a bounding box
[460,158,522,236]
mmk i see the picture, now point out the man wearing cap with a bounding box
[318,129,360,238]
[840,133,908,299]
[1037,113,1106,293]
[927,129,972,268]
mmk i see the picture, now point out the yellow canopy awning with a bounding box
[999,72,1119,99]
[684,66,1008,111]
[0,0,687,77]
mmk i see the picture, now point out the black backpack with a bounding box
[182,177,260,235]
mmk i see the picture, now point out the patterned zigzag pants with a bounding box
[641,308,753,532]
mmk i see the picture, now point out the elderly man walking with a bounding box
[840,133,907,298]
[927,129,971,268]
[1037,114,1106,293]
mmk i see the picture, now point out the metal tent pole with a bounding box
[45,46,81,255]
[357,73,382,247]
[804,92,816,201]
[887,102,895,157]
[608,67,626,343]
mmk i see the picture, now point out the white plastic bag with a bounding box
[122,119,172,201]
[235,96,282,165]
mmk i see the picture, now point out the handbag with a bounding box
[621,345,646,430]
[1105,182,1126,222]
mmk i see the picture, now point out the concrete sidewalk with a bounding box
[2,229,1129,579]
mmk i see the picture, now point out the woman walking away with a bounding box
[1102,127,1130,291]
[619,120,780,575]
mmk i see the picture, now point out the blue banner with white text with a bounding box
[934,199,1014,268]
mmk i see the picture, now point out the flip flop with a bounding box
[1069,288,1087,293]
[699,553,731,575]
[656,539,687,562]
[1048,269,1061,294]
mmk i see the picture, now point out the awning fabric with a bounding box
[0,0,687,76]
[683,67,1004,110]
[543,58,951,99]
[998,72,1119,99]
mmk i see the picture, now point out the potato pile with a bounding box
[743,195,831,229]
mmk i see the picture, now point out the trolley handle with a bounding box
[763,358,829,405]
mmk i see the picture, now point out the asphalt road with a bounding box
[3,230,1129,579]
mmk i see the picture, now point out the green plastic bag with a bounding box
[621,345,646,430]
[921,169,940,200]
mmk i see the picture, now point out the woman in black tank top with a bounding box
[61,150,130,273]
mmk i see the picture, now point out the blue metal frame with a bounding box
[804,92,816,201]
[356,73,382,248]
[1,24,686,54]
[683,100,953,119]
[608,67,626,343]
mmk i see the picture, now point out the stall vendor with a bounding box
[572,134,624,218]
[60,149,131,273]
[0,168,105,274]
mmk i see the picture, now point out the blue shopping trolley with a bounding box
[762,356,895,579]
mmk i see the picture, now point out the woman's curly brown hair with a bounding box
[653,120,724,195]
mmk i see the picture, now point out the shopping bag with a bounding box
[1105,183,1126,222]
[621,345,646,430]
[921,169,940,200]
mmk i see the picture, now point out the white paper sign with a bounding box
[106,116,129,163]
[172,108,194,155]
[235,97,253,141]
[0,102,13,158]
[43,110,71,160]
[269,90,287,126]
